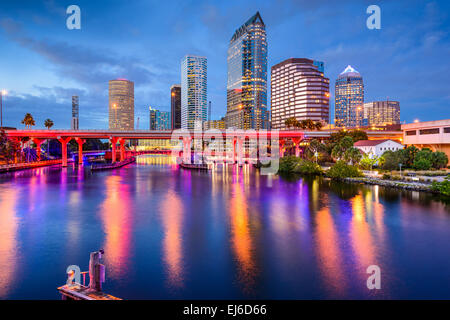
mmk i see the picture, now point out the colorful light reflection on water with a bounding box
[0,155,449,299]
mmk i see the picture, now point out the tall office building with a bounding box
[71,95,79,130]
[363,100,400,127]
[149,107,171,130]
[181,55,207,130]
[171,84,181,130]
[271,58,330,129]
[109,79,134,131]
[334,65,364,128]
[226,12,269,130]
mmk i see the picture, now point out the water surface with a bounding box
[0,155,449,299]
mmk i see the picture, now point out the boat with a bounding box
[91,157,136,171]
[179,162,209,170]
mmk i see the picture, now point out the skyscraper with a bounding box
[71,95,79,130]
[181,55,207,130]
[226,12,269,130]
[363,100,400,127]
[109,79,134,131]
[271,58,330,129]
[334,65,364,128]
[170,84,181,130]
[149,106,171,130]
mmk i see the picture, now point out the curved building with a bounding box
[226,12,269,129]
[109,79,134,131]
[334,65,364,128]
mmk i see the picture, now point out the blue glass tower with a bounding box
[334,65,364,128]
[226,12,269,129]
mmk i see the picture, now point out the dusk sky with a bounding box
[0,0,449,129]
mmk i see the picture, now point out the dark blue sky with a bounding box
[0,0,449,129]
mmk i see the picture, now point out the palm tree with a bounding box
[285,117,297,129]
[44,119,54,130]
[21,113,35,129]
[314,122,323,131]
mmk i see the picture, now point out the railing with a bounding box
[0,159,62,171]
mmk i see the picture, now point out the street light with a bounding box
[0,89,7,129]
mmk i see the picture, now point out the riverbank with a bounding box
[0,159,63,173]
[341,176,436,193]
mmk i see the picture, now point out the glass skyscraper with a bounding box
[226,12,269,130]
[170,84,181,130]
[334,65,364,128]
[363,100,400,127]
[149,106,171,130]
[181,55,207,130]
[109,79,134,131]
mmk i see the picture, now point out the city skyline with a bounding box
[0,1,449,129]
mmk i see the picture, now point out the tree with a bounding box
[431,151,448,169]
[413,149,433,170]
[314,122,323,131]
[359,154,379,170]
[398,146,419,168]
[382,150,401,171]
[306,139,325,162]
[21,113,35,129]
[44,119,54,130]
[343,147,362,165]
[0,130,20,164]
[331,136,354,161]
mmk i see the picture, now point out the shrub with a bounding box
[294,159,323,175]
[326,161,363,179]
[431,151,448,169]
[431,177,450,196]
[278,156,300,173]
[413,158,432,170]
[382,173,391,180]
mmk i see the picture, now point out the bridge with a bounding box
[4,129,403,167]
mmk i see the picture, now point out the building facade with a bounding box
[71,95,79,130]
[271,58,330,129]
[149,107,171,130]
[334,65,364,128]
[225,12,269,130]
[181,55,207,130]
[354,139,404,158]
[203,118,226,131]
[363,100,400,127]
[171,84,181,130]
[109,79,134,131]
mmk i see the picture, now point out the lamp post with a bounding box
[0,89,7,129]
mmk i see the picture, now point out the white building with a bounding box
[354,139,404,158]
[181,55,207,130]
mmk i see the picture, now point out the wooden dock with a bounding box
[58,284,121,300]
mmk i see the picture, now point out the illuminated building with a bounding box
[334,65,364,128]
[71,96,79,130]
[225,12,269,129]
[181,55,207,130]
[109,79,134,131]
[271,58,330,129]
[204,118,226,130]
[149,107,171,130]
[363,100,400,126]
[171,84,181,130]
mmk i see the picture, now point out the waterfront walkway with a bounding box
[0,160,63,173]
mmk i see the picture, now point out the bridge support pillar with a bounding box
[57,137,72,167]
[279,140,286,158]
[75,138,86,165]
[182,137,191,164]
[292,138,302,157]
[110,137,118,163]
[119,138,125,162]
[32,138,45,161]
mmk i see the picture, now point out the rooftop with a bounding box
[354,139,400,146]
[338,65,362,79]
[230,12,264,42]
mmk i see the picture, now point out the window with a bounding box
[406,130,416,136]
[419,128,440,135]
[444,127,450,133]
